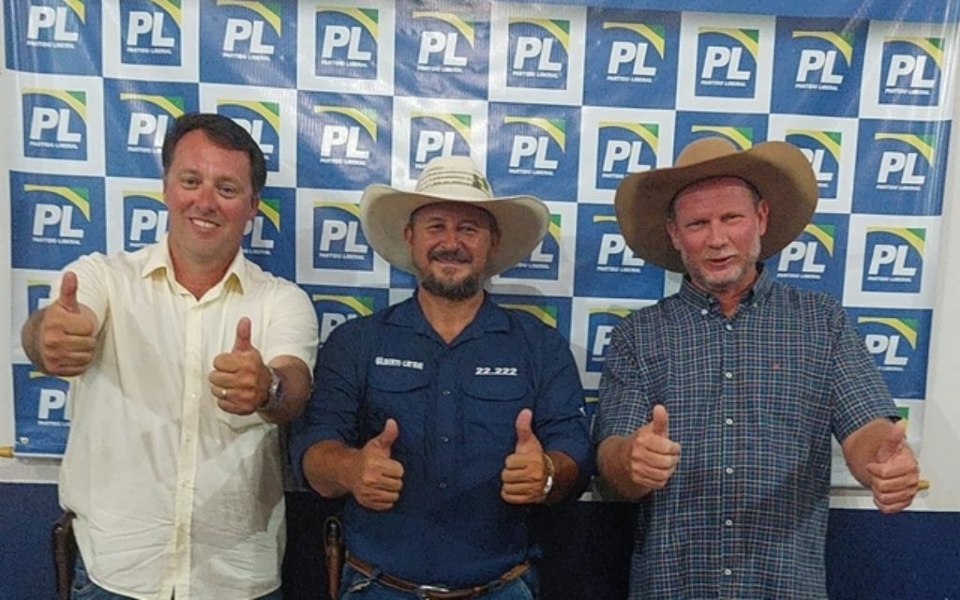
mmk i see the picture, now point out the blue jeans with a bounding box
[71,555,283,600]
[339,562,539,599]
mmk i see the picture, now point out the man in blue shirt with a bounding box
[595,137,921,599]
[291,155,591,599]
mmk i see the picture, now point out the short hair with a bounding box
[161,113,267,196]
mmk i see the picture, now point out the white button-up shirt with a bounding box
[55,238,318,600]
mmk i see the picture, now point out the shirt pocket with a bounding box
[367,366,432,456]
[460,375,531,458]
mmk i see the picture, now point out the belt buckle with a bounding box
[415,584,453,599]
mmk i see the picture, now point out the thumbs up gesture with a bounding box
[37,271,97,376]
[500,409,550,504]
[866,421,920,513]
[627,404,681,490]
[209,317,269,415]
[350,419,404,511]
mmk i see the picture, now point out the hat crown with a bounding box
[414,155,494,201]
[675,137,740,168]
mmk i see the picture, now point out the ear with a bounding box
[404,223,415,249]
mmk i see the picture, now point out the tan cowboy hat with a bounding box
[359,155,550,277]
[614,137,818,273]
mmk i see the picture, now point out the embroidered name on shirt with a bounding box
[475,366,518,376]
[375,356,425,370]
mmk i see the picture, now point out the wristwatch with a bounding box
[539,452,555,503]
[258,366,284,413]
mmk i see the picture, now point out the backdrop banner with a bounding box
[3,1,956,490]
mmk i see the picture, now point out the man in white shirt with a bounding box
[21,113,319,600]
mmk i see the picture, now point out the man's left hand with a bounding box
[866,421,920,514]
[209,317,271,415]
[500,408,550,504]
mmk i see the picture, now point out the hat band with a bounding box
[416,170,492,197]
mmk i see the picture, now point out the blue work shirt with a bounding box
[291,293,591,587]
[595,267,899,600]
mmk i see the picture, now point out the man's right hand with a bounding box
[628,405,681,490]
[38,272,97,376]
[349,419,404,511]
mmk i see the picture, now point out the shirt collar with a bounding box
[386,290,510,340]
[140,235,249,293]
[678,263,774,312]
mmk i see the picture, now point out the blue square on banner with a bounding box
[10,171,106,271]
[764,212,848,299]
[878,36,944,107]
[771,17,868,117]
[120,0,183,67]
[103,79,199,179]
[499,213,563,281]
[573,203,665,299]
[199,0,297,87]
[852,119,948,216]
[242,187,296,282]
[4,1,101,75]
[583,8,680,109]
[301,284,391,346]
[394,0,491,99]
[486,102,580,202]
[12,364,71,457]
[297,91,393,190]
[673,111,769,157]
[847,308,932,400]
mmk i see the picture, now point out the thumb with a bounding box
[875,421,906,463]
[369,419,399,455]
[650,404,669,438]
[514,408,537,453]
[233,317,252,352]
[58,271,80,314]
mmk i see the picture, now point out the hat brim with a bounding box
[614,141,818,273]
[360,186,550,278]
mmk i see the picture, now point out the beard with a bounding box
[419,270,484,301]
[416,247,486,301]
[682,234,762,295]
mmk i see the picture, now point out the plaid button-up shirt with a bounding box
[595,267,898,600]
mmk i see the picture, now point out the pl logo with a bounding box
[696,27,759,97]
[23,89,87,160]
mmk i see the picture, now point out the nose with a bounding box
[438,226,460,247]
[194,184,217,211]
[705,222,727,247]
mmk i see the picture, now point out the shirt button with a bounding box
[725,324,733,331]
[442,390,451,395]
[725,418,734,425]
[441,436,450,443]
[700,309,708,316]
[439,482,447,489]
[725,519,733,527]
[724,372,733,379]
[725,467,734,474]
[723,568,732,576]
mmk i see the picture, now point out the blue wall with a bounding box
[2,482,958,600]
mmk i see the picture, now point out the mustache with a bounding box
[428,248,472,263]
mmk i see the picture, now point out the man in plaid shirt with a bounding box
[594,137,920,600]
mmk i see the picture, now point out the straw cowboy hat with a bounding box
[614,137,818,273]
[359,155,550,277]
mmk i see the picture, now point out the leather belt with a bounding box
[345,554,529,599]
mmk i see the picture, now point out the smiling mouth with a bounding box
[190,218,218,230]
